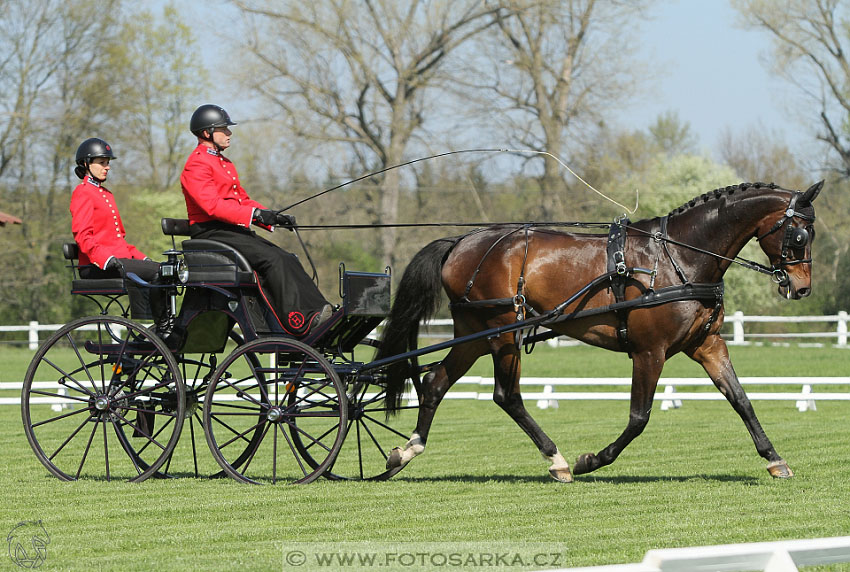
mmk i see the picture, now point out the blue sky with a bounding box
[618,0,804,151]
[189,0,806,155]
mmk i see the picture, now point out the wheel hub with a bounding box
[266,406,283,423]
[94,396,110,411]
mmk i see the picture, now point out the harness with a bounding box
[450,220,725,355]
[755,191,815,286]
[607,218,631,352]
[603,216,724,354]
[442,188,813,355]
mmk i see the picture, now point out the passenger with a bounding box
[70,138,168,330]
[179,104,331,336]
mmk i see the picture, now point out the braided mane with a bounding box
[667,181,779,217]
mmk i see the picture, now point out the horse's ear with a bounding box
[799,180,824,205]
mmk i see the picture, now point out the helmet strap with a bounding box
[208,127,224,152]
[85,160,106,183]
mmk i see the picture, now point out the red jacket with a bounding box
[70,177,147,269]
[180,144,267,228]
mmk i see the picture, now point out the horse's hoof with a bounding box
[573,453,596,475]
[386,447,404,470]
[548,467,574,483]
[767,460,794,479]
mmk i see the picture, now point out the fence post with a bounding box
[28,321,39,350]
[732,311,745,344]
[838,311,848,347]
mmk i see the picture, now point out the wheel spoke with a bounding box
[204,337,346,484]
[76,422,99,480]
[24,316,184,482]
[46,413,95,461]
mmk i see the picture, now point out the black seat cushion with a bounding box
[181,239,255,285]
[71,278,127,295]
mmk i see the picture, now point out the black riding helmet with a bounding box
[190,104,237,139]
[74,138,116,180]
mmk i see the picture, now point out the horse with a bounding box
[375,180,824,482]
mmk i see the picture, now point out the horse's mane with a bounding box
[667,181,780,217]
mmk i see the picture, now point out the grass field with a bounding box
[1,342,848,570]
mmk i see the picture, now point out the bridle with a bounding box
[756,192,815,286]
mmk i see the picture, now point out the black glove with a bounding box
[105,257,123,272]
[252,209,278,226]
[275,213,296,230]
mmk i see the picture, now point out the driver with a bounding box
[179,104,332,336]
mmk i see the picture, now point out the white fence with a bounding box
[1,312,848,350]
[424,376,850,412]
[427,312,850,347]
[550,535,850,572]
[6,376,848,410]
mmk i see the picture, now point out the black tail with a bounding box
[376,236,458,413]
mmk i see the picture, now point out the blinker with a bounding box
[790,227,808,248]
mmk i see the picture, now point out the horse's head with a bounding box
[755,180,823,300]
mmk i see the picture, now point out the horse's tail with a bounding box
[376,236,458,414]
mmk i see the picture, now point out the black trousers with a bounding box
[80,258,165,320]
[190,222,327,334]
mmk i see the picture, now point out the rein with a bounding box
[626,190,815,285]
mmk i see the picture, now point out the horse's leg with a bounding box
[386,341,484,471]
[573,349,664,475]
[490,337,573,482]
[687,333,793,478]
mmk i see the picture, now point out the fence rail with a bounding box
[1,312,848,349]
[5,376,848,411]
[550,535,850,572]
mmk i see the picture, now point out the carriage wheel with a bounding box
[21,316,184,482]
[141,331,265,478]
[290,368,419,481]
[203,337,347,484]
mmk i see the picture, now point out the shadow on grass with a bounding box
[392,473,760,484]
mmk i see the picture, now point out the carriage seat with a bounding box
[63,242,127,295]
[160,218,255,286]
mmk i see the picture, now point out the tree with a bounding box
[462,0,656,219]
[102,4,207,191]
[233,0,503,267]
[733,0,850,299]
[0,0,125,323]
[717,124,805,186]
[0,0,205,324]
[732,0,850,177]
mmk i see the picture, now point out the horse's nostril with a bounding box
[797,287,811,298]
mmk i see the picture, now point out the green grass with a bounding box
[1,343,849,570]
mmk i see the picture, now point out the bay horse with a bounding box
[375,181,823,481]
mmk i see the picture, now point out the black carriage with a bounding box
[21,219,416,484]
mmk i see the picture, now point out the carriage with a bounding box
[21,217,417,484]
[21,180,823,483]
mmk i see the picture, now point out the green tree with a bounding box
[233,0,503,268]
[464,0,656,219]
[102,3,207,191]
